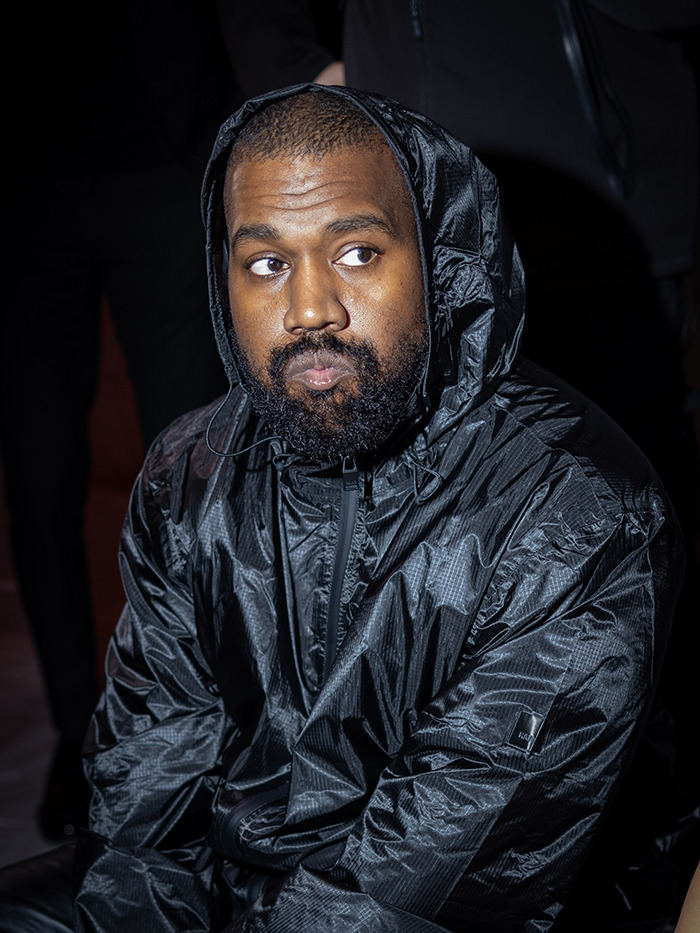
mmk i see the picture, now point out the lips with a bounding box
[284,348,357,391]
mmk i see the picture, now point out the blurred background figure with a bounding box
[0,0,236,844]
[0,0,340,850]
[221,0,345,95]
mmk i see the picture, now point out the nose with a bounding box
[283,261,348,334]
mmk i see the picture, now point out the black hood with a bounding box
[201,84,525,431]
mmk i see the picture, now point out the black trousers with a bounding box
[0,164,228,746]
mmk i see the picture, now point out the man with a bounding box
[1,86,681,931]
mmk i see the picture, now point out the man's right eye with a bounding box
[247,257,288,277]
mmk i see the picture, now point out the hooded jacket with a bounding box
[74,85,682,933]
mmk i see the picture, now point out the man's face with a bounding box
[224,143,427,460]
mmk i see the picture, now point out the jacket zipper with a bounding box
[322,457,360,682]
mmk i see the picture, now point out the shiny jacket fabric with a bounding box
[74,86,682,932]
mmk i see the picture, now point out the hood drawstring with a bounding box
[206,389,281,460]
[205,388,238,457]
[407,456,445,504]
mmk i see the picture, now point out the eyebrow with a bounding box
[325,213,396,238]
[229,223,281,252]
[229,212,396,253]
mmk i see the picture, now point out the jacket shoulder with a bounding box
[493,358,671,523]
[126,389,254,563]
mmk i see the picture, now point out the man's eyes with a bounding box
[245,246,379,277]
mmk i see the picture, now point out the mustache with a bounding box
[268,333,378,382]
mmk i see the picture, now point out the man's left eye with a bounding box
[336,247,377,267]
[248,257,288,277]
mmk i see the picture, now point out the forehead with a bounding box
[223,145,415,238]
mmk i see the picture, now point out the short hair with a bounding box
[227,90,388,167]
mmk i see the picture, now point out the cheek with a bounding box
[373,266,426,346]
[229,281,279,370]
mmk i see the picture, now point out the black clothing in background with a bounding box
[1,0,241,838]
[7,4,242,178]
[218,0,339,98]
[344,0,698,293]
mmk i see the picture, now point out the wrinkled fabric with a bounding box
[73,85,682,932]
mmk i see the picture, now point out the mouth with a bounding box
[284,349,357,392]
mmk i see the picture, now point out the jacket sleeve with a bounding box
[225,508,681,933]
[73,461,234,933]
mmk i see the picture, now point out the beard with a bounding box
[231,329,428,462]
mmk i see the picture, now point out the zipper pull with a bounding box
[342,456,359,491]
[363,469,375,510]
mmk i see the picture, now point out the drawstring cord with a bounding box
[205,388,238,457]
[205,388,281,460]
[407,455,445,504]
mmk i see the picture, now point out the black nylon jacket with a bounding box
[74,85,682,932]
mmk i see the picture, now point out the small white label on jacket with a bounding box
[507,710,545,753]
